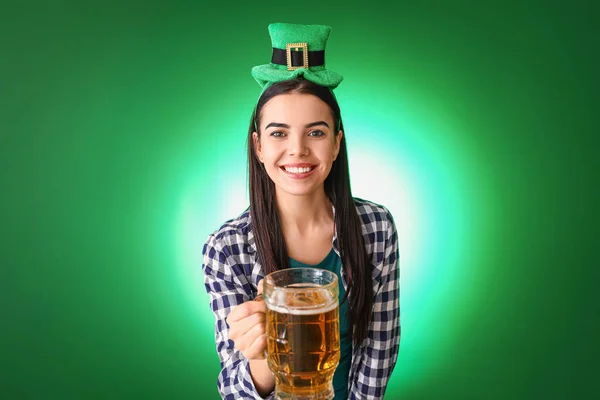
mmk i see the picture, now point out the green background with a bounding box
[1,1,597,398]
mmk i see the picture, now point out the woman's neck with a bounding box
[275,188,333,235]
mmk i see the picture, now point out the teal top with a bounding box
[289,248,351,400]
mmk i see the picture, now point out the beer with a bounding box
[265,285,340,399]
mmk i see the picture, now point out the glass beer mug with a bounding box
[263,268,340,400]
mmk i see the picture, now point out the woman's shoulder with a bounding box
[204,207,253,249]
[352,197,396,227]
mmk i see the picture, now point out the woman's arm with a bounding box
[353,208,401,399]
[249,359,276,396]
[202,233,275,400]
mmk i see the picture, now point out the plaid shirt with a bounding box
[202,197,400,399]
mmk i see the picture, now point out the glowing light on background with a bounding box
[175,93,475,391]
[349,139,425,290]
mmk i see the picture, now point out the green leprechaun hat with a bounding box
[251,22,343,92]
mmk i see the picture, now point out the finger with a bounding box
[257,279,264,295]
[246,333,267,360]
[228,312,266,340]
[242,329,268,360]
[235,319,266,354]
[227,300,266,323]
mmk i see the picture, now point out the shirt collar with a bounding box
[331,203,340,256]
[247,215,256,253]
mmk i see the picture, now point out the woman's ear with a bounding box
[253,131,262,161]
[333,131,343,160]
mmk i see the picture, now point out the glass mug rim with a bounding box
[263,267,338,309]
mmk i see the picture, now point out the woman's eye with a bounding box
[308,130,325,137]
[270,131,286,137]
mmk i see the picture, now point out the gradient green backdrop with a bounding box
[2,1,597,399]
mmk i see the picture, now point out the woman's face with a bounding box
[253,92,342,198]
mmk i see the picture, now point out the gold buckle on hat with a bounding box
[286,42,309,70]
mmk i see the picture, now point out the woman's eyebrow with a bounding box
[265,122,289,129]
[264,121,330,129]
[306,121,330,129]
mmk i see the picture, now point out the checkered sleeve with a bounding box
[354,207,400,399]
[202,233,275,400]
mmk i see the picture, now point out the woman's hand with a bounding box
[226,280,267,360]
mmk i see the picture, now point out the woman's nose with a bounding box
[288,133,308,156]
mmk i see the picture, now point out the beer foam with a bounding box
[267,288,338,315]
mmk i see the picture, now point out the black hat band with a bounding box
[271,47,325,68]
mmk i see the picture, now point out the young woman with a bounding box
[202,23,400,400]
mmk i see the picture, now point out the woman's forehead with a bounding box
[261,93,332,124]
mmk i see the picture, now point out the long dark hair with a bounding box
[247,77,373,345]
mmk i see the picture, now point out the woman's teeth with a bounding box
[284,166,314,174]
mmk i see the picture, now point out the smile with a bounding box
[279,165,317,178]
[283,166,314,174]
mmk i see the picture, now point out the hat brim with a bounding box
[251,64,343,91]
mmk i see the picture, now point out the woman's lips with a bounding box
[279,165,317,179]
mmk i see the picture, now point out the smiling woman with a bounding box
[201,23,400,400]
